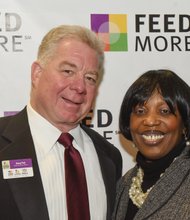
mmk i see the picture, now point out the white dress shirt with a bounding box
[27,104,107,220]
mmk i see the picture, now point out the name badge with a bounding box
[2,158,34,179]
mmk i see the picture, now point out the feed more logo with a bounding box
[135,14,190,52]
[91,14,128,51]
[91,13,190,52]
[0,12,32,52]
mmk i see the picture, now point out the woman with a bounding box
[112,69,190,220]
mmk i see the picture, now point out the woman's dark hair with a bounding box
[119,69,190,141]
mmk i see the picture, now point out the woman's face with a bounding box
[130,91,184,160]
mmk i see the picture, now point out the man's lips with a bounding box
[62,97,82,105]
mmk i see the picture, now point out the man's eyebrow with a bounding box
[60,61,99,75]
[60,61,77,68]
[87,71,98,75]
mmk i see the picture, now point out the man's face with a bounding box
[31,39,100,131]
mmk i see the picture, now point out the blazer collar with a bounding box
[135,146,190,219]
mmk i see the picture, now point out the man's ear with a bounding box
[31,62,43,87]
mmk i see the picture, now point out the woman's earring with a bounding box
[184,131,190,146]
[186,139,190,146]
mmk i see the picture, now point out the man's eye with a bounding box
[85,75,97,85]
[63,69,73,74]
[61,69,75,77]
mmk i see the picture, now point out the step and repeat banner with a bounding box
[0,0,190,173]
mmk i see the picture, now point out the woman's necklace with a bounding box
[129,155,178,208]
[129,167,154,208]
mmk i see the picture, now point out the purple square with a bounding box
[91,14,109,33]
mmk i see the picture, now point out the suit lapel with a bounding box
[0,109,49,220]
[95,146,117,218]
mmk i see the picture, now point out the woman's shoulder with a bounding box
[117,166,137,189]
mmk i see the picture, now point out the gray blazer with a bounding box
[112,146,190,220]
[0,108,122,220]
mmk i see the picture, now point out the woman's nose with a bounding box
[143,114,161,126]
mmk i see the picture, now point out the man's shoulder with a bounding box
[80,124,120,154]
[81,124,110,143]
[0,115,14,129]
[0,108,27,132]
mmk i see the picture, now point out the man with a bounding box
[0,25,122,220]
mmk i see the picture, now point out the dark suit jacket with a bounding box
[0,108,122,220]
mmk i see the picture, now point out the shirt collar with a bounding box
[27,103,61,155]
[69,125,84,151]
[27,103,85,154]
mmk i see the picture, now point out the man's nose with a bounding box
[70,75,87,94]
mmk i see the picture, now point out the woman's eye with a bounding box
[160,108,171,114]
[133,107,146,115]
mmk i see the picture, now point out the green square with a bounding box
[109,33,128,51]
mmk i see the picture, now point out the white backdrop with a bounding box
[1,0,190,174]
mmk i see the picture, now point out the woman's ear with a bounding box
[182,127,187,139]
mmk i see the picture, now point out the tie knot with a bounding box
[58,133,73,148]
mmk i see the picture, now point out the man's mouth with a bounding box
[62,97,82,105]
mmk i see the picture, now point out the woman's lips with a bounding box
[141,130,164,143]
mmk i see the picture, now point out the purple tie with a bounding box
[58,133,90,220]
